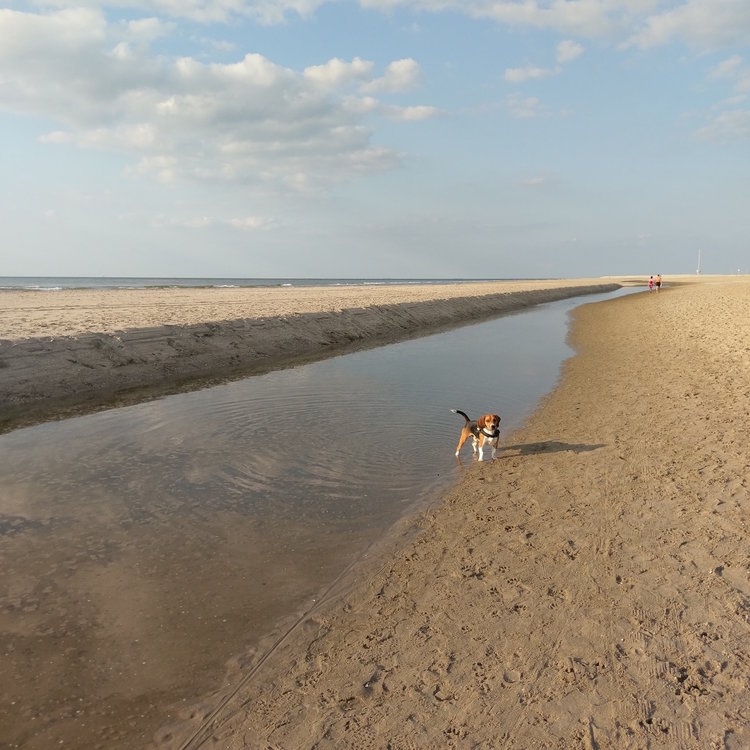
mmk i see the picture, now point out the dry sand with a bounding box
[147,277,750,750]
[0,279,619,432]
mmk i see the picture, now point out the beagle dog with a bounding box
[452,409,501,461]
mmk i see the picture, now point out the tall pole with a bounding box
[696,248,701,275]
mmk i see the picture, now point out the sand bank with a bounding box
[152,278,750,749]
[0,279,619,432]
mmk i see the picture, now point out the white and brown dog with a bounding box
[452,409,501,461]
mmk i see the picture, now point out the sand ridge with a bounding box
[150,279,750,749]
[0,279,619,432]
[1,279,620,340]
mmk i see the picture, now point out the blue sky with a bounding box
[1,1,748,278]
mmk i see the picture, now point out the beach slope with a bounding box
[153,279,750,749]
[0,279,617,432]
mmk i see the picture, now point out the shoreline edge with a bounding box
[0,281,619,432]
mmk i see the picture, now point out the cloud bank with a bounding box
[0,7,434,190]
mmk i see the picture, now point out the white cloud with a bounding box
[49,124,159,150]
[342,96,439,120]
[504,64,560,83]
[343,96,381,114]
[707,55,750,95]
[700,55,750,138]
[303,57,374,87]
[7,0,293,25]
[714,94,747,108]
[626,0,750,50]
[228,216,274,229]
[360,0,618,36]
[0,9,433,190]
[384,104,439,120]
[696,108,750,141]
[361,58,421,93]
[521,176,546,186]
[10,1,749,53]
[27,0,330,25]
[358,0,750,51]
[506,93,541,119]
[710,54,743,79]
[556,39,584,63]
[504,39,582,88]
[122,16,173,42]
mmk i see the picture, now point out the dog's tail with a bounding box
[451,409,470,422]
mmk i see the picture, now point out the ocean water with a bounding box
[0,276,535,291]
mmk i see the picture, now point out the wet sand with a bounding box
[0,279,619,432]
[146,277,750,749]
[3,275,749,749]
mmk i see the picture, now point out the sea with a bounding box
[0,276,530,291]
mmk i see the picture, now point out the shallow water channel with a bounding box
[0,287,637,748]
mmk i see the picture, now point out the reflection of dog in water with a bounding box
[452,409,501,461]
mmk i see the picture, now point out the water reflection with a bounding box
[0,288,638,748]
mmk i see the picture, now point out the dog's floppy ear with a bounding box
[477,415,486,428]
[494,414,501,422]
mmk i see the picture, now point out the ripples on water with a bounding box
[0,288,638,749]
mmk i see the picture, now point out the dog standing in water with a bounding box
[451,409,501,461]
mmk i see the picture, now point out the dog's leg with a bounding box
[455,429,471,457]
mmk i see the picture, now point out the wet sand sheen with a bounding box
[0,289,631,749]
[0,279,620,432]
[5,276,748,750]
[161,278,750,750]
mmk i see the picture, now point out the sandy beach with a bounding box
[139,277,750,749]
[2,276,749,750]
[0,279,619,432]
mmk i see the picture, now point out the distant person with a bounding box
[656,274,662,291]
[648,275,654,292]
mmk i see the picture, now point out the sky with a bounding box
[1,1,749,279]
